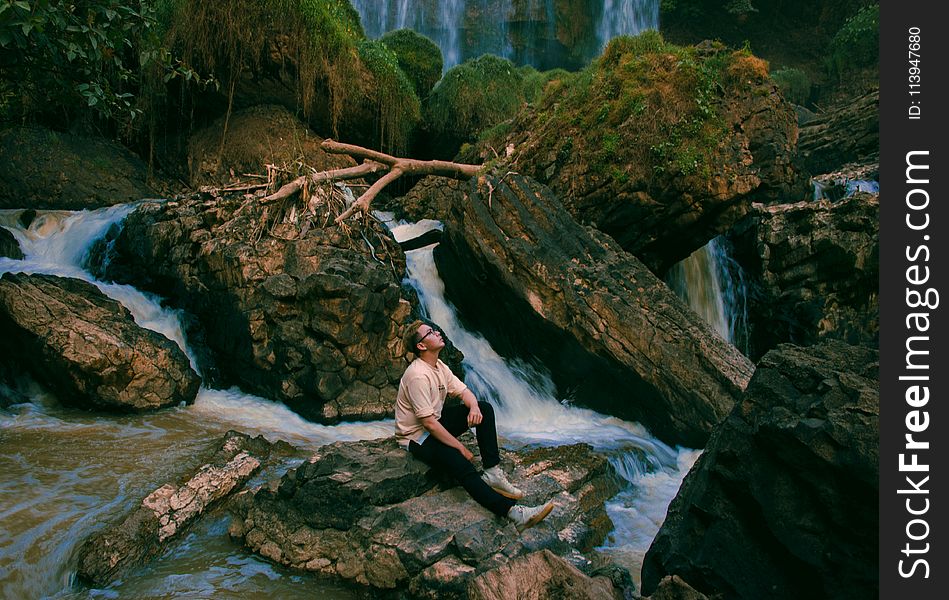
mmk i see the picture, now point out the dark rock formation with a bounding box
[230,436,625,596]
[646,575,708,600]
[798,87,879,176]
[0,126,157,210]
[0,273,200,411]
[186,105,356,187]
[0,226,23,259]
[642,341,879,600]
[471,40,802,274]
[76,431,288,587]
[91,189,413,422]
[409,174,752,447]
[730,192,878,360]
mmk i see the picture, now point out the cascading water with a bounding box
[595,0,659,51]
[351,0,659,70]
[388,218,698,584]
[666,236,748,352]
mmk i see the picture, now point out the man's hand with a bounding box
[459,446,474,461]
[467,403,483,427]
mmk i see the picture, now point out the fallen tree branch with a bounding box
[261,161,386,205]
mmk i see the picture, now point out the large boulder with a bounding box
[0,126,158,210]
[0,273,200,411]
[466,549,620,600]
[730,192,878,360]
[642,341,879,599]
[0,226,23,259]
[798,87,878,176]
[186,105,356,187]
[91,189,413,423]
[473,34,802,274]
[409,174,752,448]
[76,431,290,587]
[230,436,627,597]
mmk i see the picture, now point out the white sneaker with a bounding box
[507,501,554,532]
[482,466,524,500]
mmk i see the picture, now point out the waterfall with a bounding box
[350,0,660,70]
[666,237,748,351]
[595,0,660,50]
[388,218,697,584]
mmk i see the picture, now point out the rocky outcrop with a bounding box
[0,126,158,210]
[642,341,879,600]
[466,549,620,600]
[730,192,878,360]
[230,436,627,597]
[0,226,22,259]
[412,174,752,447]
[186,105,355,187]
[77,431,289,586]
[798,87,879,176]
[91,189,413,423]
[471,39,802,274]
[0,273,200,411]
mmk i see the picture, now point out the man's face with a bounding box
[416,324,444,352]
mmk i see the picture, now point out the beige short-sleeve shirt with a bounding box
[395,358,467,447]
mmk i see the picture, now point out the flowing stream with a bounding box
[1,207,695,597]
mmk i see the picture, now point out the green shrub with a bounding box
[426,54,525,145]
[356,39,421,152]
[519,66,571,105]
[828,4,879,78]
[771,67,811,104]
[380,29,443,99]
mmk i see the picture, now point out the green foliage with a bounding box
[770,67,810,104]
[828,4,879,78]
[356,39,420,153]
[518,66,571,105]
[380,29,442,99]
[426,54,525,145]
[0,0,198,129]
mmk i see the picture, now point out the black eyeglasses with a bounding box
[416,328,437,344]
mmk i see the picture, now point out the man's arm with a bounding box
[420,415,474,461]
[459,388,483,426]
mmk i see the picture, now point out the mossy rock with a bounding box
[350,39,422,153]
[380,29,443,99]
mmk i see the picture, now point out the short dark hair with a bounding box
[402,319,427,358]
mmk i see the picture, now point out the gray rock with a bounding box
[90,189,415,422]
[0,273,199,411]
[411,174,752,447]
[730,192,878,360]
[231,437,624,596]
[466,549,620,600]
[642,341,879,600]
[76,431,285,587]
[798,88,879,176]
[0,226,23,259]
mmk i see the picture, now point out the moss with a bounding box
[426,54,525,148]
[771,67,811,105]
[380,29,443,99]
[355,40,421,153]
[519,66,572,105]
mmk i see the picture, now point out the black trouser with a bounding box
[409,401,515,517]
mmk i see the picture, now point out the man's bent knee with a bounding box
[478,401,494,418]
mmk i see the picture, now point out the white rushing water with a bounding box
[1,206,695,595]
[389,219,697,583]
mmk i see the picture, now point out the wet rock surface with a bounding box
[76,431,290,587]
[0,126,158,210]
[230,436,626,597]
[92,190,413,423]
[730,192,878,360]
[642,341,879,600]
[0,226,23,259]
[409,174,752,447]
[0,273,200,411]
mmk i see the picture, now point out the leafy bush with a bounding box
[380,29,442,99]
[426,54,525,147]
[771,67,811,105]
[828,4,879,78]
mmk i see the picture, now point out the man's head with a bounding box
[403,319,444,358]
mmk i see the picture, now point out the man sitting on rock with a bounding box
[396,319,554,532]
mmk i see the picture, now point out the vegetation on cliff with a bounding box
[379,28,443,99]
